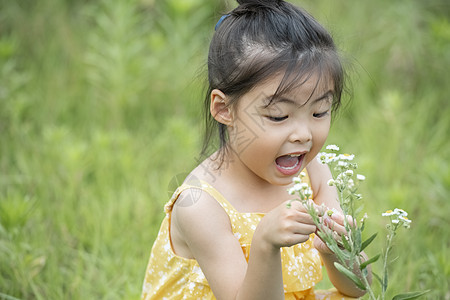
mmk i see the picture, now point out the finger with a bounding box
[311,201,328,217]
[292,223,317,236]
[327,210,355,226]
[289,201,318,219]
[345,214,357,226]
[323,216,347,235]
[333,214,357,232]
[316,222,342,244]
[292,233,314,245]
[294,199,328,217]
[291,210,317,227]
[284,201,316,225]
[286,199,306,211]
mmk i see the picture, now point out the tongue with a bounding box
[276,155,298,168]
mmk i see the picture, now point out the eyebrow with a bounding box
[261,90,333,108]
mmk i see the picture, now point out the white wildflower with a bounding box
[338,161,348,167]
[326,144,340,151]
[293,177,302,184]
[347,179,355,189]
[356,174,366,181]
[344,170,354,176]
[288,182,312,198]
[334,177,344,186]
[304,187,313,198]
[317,157,325,164]
[317,153,327,164]
[399,216,412,228]
[393,208,408,217]
[339,154,355,161]
[399,215,411,224]
[317,152,337,164]
[300,183,309,189]
[293,183,302,191]
[382,210,396,217]
[327,179,335,186]
[360,213,368,223]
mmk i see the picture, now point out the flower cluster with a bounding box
[287,145,421,300]
[317,145,355,167]
[318,146,364,188]
[288,172,312,200]
[316,145,366,213]
[382,208,412,229]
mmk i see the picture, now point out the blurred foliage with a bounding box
[0,0,448,299]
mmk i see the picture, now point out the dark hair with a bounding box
[201,0,345,163]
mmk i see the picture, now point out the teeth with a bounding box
[289,154,301,157]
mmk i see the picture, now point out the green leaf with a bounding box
[361,232,378,251]
[391,290,430,300]
[334,262,366,291]
[360,254,380,270]
[327,242,347,262]
[341,235,352,252]
[362,267,368,278]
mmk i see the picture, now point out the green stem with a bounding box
[381,227,396,300]
[356,255,377,300]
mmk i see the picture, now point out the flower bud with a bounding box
[344,170,354,176]
[356,174,366,181]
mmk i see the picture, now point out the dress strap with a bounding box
[164,180,237,216]
[165,170,312,214]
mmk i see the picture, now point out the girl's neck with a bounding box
[196,150,289,213]
[218,150,271,189]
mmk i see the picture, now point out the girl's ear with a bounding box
[210,89,233,126]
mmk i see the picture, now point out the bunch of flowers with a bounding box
[288,145,427,300]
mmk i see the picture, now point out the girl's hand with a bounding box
[254,200,320,251]
[313,211,353,254]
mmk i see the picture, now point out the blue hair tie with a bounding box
[215,14,230,31]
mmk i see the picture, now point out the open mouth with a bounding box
[275,153,304,175]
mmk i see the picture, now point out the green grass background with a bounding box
[0,0,448,299]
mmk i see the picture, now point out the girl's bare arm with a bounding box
[172,190,316,300]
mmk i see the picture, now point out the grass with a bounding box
[0,0,448,299]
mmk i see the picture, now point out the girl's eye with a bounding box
[313,111,330,118]
[267,115,288,122]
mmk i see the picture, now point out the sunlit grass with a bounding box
[0,0,448,299]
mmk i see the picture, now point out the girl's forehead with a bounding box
[255,71,334,101]
[234,74,333,112]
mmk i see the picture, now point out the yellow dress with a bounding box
[141,180,356,300]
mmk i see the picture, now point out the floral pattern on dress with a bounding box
[141,177,357,300]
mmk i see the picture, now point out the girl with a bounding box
[142,0,370,299]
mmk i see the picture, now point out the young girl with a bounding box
[142,0,370,299]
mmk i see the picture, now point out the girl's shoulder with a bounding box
[171,162,228,216]
[169,169,234,256]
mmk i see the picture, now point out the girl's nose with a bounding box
[289,123,312,144]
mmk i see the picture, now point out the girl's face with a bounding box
[226,73,333,186]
